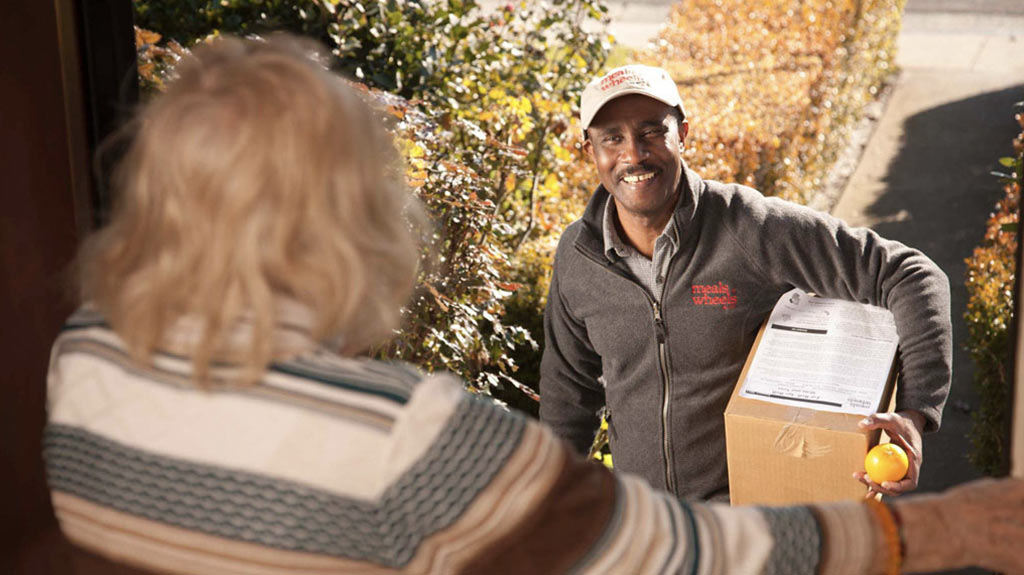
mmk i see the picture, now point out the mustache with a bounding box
[617,165,659,179]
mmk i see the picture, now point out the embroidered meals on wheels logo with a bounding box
[599,69,651,91]
[691,282,739,309]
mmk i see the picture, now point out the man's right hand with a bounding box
[855,410,926,497]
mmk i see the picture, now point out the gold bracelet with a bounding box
[865,498,902,575]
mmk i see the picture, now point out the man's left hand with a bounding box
[852,410,926,497]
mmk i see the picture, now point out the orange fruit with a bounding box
[864,443,909,484]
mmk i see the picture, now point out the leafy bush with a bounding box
[132,0,612,412]
[964,101,1023,476]
[135,27,187,92]
[134,0,328,45]
[639,0,904,205]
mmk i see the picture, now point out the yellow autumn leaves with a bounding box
[640,0,904,204]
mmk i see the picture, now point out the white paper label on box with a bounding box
[739,288,898,415]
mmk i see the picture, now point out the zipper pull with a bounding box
[652,301,666,342]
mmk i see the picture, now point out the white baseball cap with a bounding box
[580,65,686,130]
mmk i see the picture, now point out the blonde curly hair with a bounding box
[79,35,424,384]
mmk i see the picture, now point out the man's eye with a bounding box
[603,135,622,144]
[644,129,665,138]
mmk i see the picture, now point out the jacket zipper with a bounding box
[652,300,677,494]
[574,244,679,495]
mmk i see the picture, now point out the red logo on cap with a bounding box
[599,69,650,92]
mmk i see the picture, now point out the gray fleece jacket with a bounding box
[539,168,951,500]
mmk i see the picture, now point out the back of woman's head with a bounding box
[80,35,422,383]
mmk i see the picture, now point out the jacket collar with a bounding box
[576,166,703,262]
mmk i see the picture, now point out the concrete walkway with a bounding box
[478,0,674,49]
[596,0,675,49]
[832,2,1024,493]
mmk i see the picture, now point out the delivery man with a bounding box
[539,64,951,501]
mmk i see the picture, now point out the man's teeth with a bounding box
[623,172,656,184]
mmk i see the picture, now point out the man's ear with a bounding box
[679,120,689,143]
[582,135,594,161]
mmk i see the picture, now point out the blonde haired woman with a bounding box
[45,36,1023,575]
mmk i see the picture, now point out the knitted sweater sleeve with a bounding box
[724,187,952,431]
[393,378,884,575]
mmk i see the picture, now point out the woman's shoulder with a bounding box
[270,350,427,406]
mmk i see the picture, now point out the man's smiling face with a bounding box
[584,94,688,222]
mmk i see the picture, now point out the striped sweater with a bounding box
[45,308,882,574]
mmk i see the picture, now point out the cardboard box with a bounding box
[725,322,897,506]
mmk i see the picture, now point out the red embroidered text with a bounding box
[691,282,738,309]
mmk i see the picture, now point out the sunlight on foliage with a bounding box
[964,102,1023,476]
[135,27,187,92]
[639,0,904,205]
[133,0,612,413]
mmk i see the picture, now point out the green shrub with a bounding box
[134,0,328,45]
[964,101,1023,476]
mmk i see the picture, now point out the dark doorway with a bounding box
[1,0,136,572]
